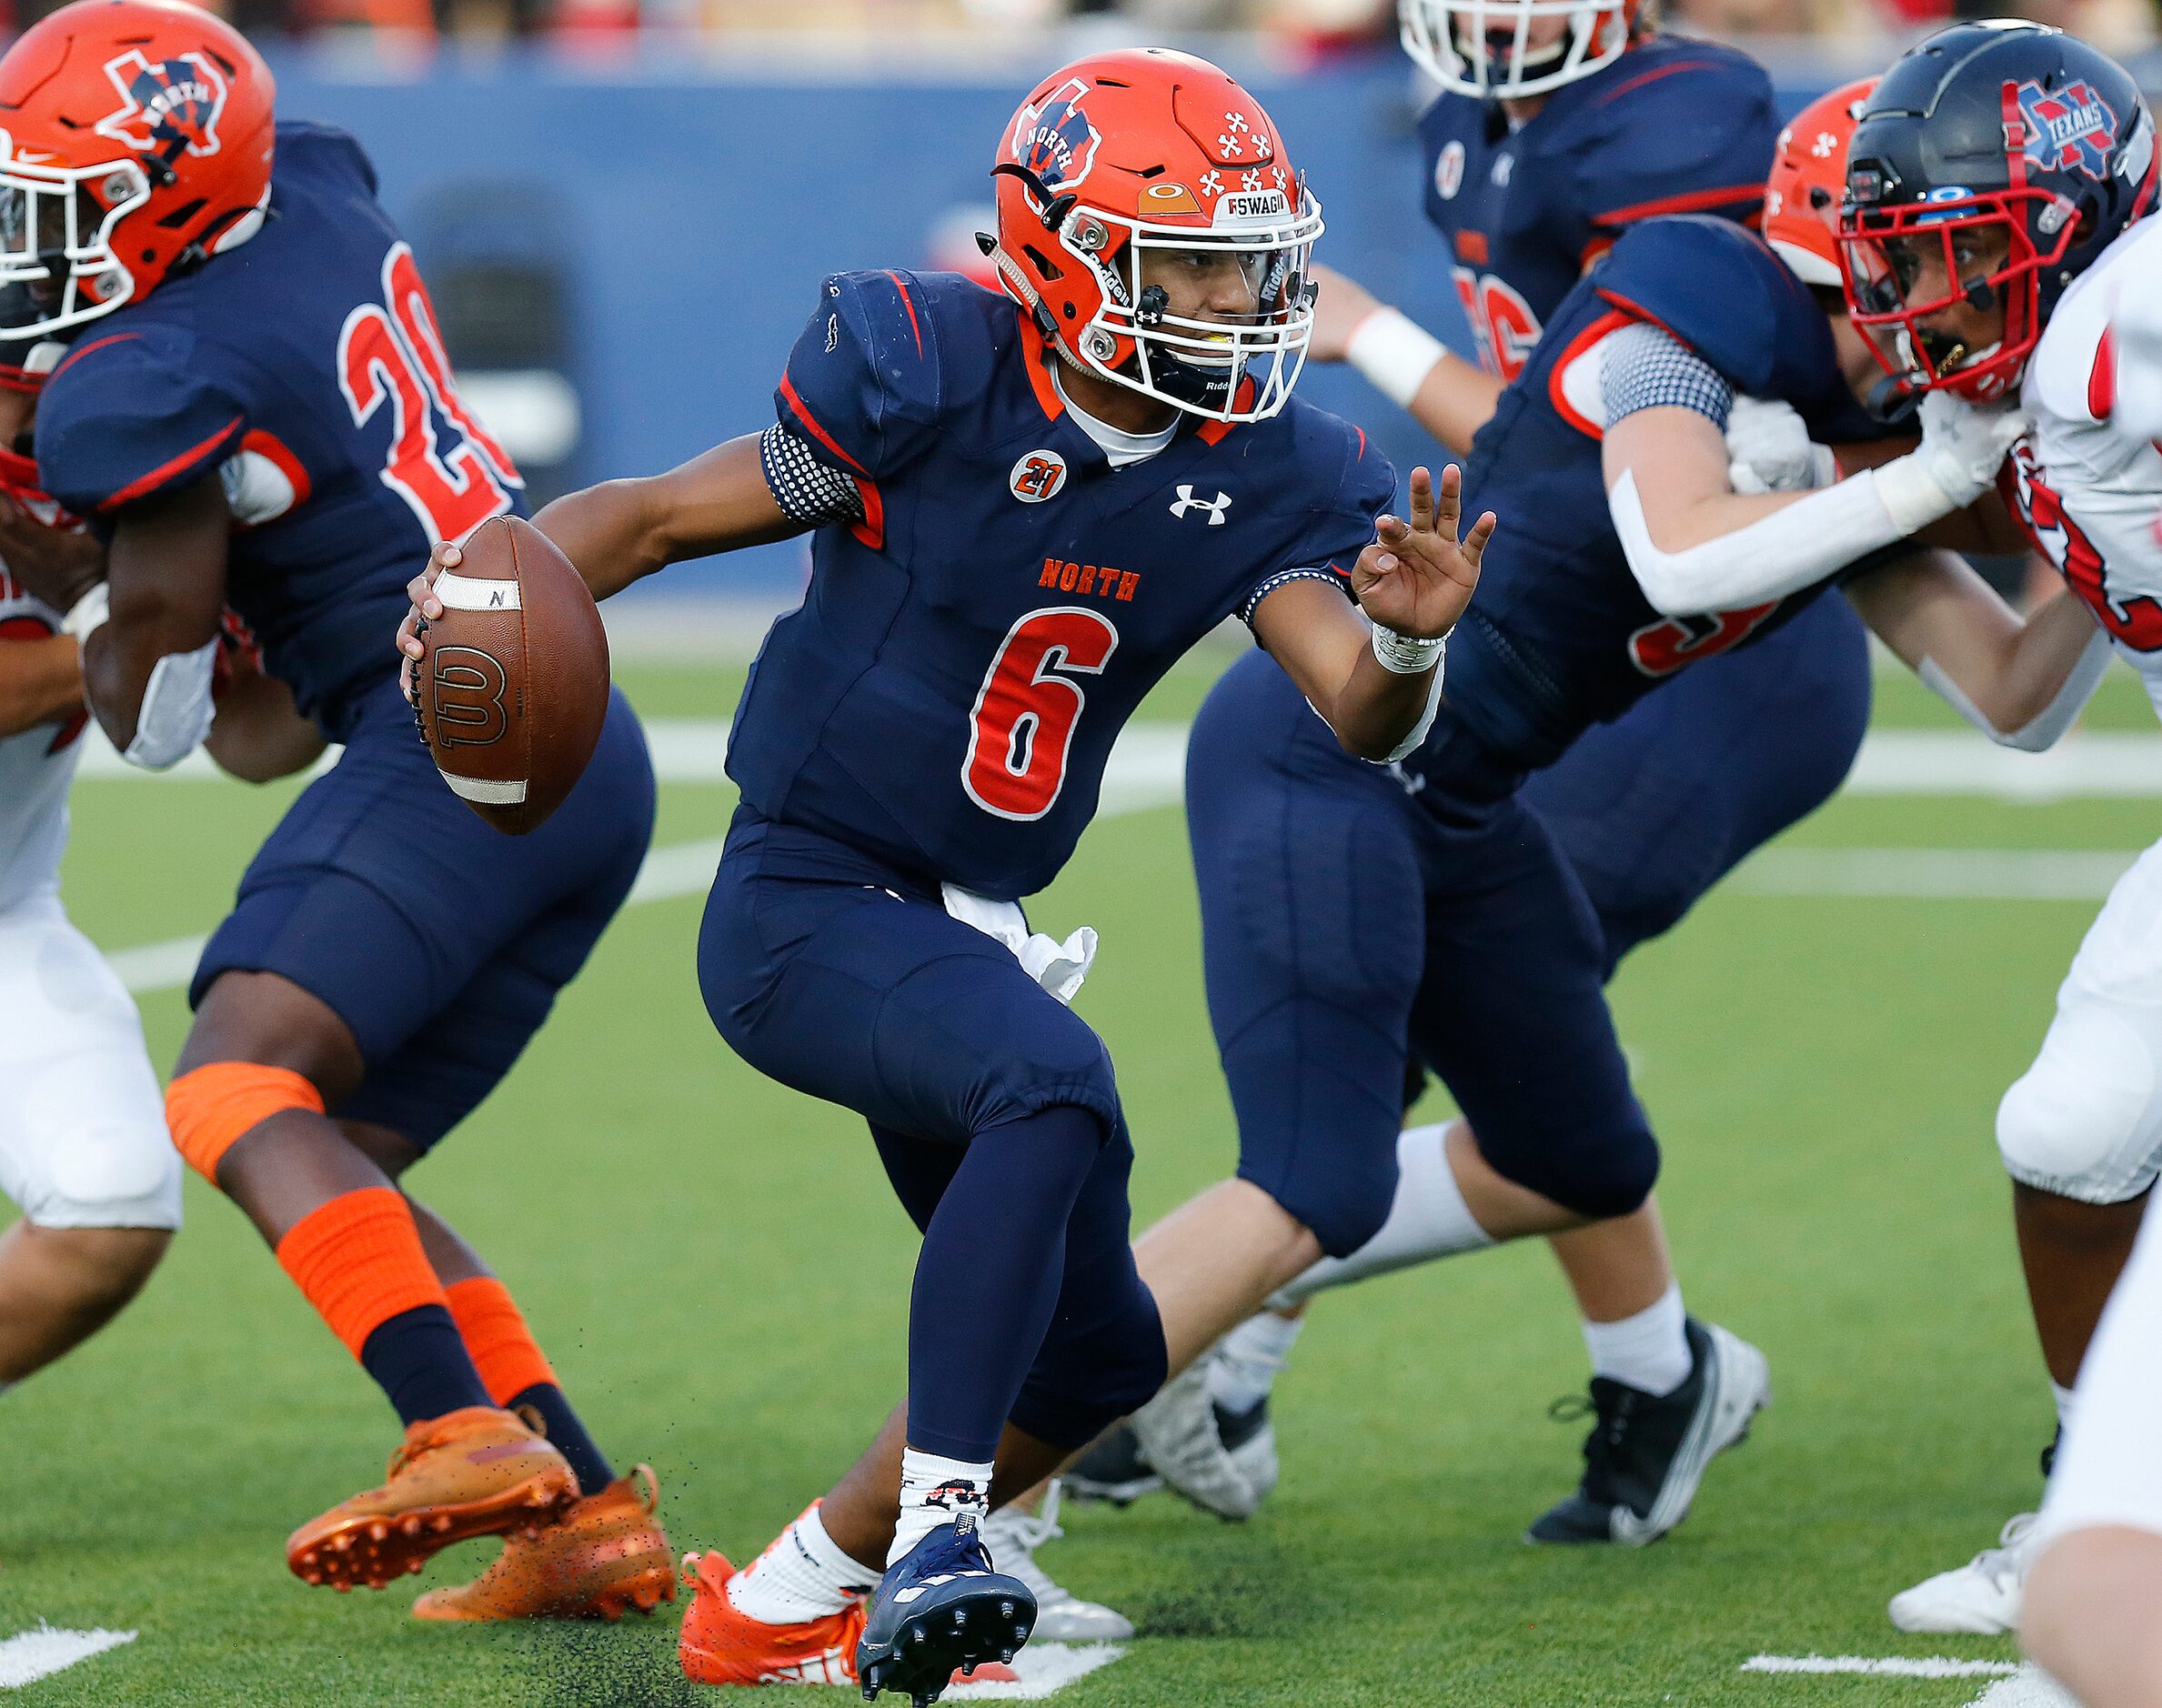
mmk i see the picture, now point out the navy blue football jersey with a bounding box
[35,123,523,740]
[1425,216,1884,772]
[728,269,1393,900]
[1419,35,1779,383]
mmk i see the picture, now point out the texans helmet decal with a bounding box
[2014,77,2117,181]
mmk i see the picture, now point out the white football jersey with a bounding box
[2005,215,2162,719]
[0,568,85,915]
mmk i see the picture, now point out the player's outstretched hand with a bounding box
[396,540,460,703]
[1351,465,1493,641]
[1306,263,1383,365]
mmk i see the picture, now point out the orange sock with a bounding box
[276,1187,451,1358]
[444,1275,558,1404]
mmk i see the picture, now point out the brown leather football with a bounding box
[412,514,608,836]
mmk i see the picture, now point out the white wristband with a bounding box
[62,582,109,647]
[1346,307,1447,411]
[1371,621,1445,675]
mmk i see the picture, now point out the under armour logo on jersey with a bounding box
[1171,486,1232,525]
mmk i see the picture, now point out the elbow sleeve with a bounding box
[1608,467,1912,618]
[123,638,217,770]
[1918,628,2113,752]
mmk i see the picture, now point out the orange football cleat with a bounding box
[287,1406,578,1592]
[678,1551,867,1687]
[410,1464,677,1622]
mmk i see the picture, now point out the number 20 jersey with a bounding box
[727,269,1393,901]
[1419,35,1780,383]
[33,123,522,743]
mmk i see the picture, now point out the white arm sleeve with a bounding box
[1607,464,1912,617]
[1916,626,2112,752]
[122,637,217,769]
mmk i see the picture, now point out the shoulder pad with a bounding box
[272,120,380,197]
[36,325,248,517]
[1592,216,1830,397]
[1276,401,1395,569]
[775,269,951,478]
[2029,218,2162,427]
[1570,45,1778,229]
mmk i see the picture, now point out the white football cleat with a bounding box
[981,1482,1133,1643]
[1888,1512,2040,1634]
[1130,1361,1259,1521]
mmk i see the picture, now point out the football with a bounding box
[411,514,609,836]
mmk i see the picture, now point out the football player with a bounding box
[1828,23,2162,1640]
[401,48,1484,1700]
[0,0,673,1622]
[0,341,179,1402]
[1079,0,1885,1523]
[2017,289,2162,1708]
[1075,73,2107,1554]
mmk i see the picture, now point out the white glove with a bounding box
[2112,283,2162,444]
[1874,391,2032,536]
[1725,396,1837,494]
[940,884,1098,1005]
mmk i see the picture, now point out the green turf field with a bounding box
[5,644,2146,1705]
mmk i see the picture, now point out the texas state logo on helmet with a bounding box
[0,0,275,339]
[986,48,1322,424]
[1398,0,1643,98]
[1836,21,2156,402]
[1764,78,1876,287]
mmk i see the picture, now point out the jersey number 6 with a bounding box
[963,608,1120,820]
[338,243,521,545]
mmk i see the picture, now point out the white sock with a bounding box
[1208,1311,1305,1414]
[1581,1283,1691,1397]
[890,1449,994,1566]
[726,1501,880,1623]
[1271,1123,1495,1307]
[2052,1381,2077,1437]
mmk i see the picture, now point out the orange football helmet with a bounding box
[1764,78,1877,287]
[1400,0,1644,98]
[988,49,1322,424]
[0,0,275,340]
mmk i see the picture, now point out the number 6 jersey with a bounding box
[727,268,1393,901]
[33,123,521,744]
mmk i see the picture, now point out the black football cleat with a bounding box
[1064,1422,1161,1507]
[856,1517,1035,1708]
[1526,1317,1769,1547]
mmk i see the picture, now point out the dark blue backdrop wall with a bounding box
[265,45,1821,595]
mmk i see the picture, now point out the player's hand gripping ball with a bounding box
[1351,464,1493,640]
[400,516,608,836]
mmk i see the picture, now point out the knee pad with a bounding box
[1009,1260,1168,1450]
[166,1061,327,1186]
[1480,1112,1661,1222]
[1997,1006,2162,1204]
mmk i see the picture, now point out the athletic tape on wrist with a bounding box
[1346,307,1447,411]
[1370,621,1445,674]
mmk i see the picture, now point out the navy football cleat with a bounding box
[856,1517,1036,1707]
[1527,1317,1769,1547]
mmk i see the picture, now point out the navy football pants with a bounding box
[699,809,1167,1457]
[194,678,656,1148]
[1190,593,1871,1253]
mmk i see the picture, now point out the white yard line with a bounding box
[1734,848,2138,901]
[1741,1656,2019,1678]
[0,1626,136,1690]
[943,1643,1123,1700]
[70,720,2162,800]
[1966,1666,2079,1708]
